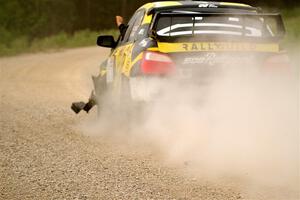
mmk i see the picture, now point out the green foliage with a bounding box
[0,0,299,56]
[0,0,299,40]
[282,8,300,44]
[0,35,29,56]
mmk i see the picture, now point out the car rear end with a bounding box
[129,3,288,102]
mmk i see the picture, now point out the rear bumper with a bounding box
[128,75,211,102]
[129,77,164,102]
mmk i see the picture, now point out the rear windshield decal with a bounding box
[157,42,279,53]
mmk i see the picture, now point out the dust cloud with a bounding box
[80,49,299,198]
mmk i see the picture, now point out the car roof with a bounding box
[139,1,254,11]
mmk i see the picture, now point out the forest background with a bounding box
[0,0,299,56]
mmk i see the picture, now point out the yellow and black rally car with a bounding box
[71,1,287,114]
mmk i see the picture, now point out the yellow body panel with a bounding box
[123,53,143,77]
[115,1,182,78]
[140,1,182,25]
[157,42,279,53]
[152,1,182,8]
[142,14,153,24]
[113,44,134,76]
[140,1,182,10]
[140,3,154,10]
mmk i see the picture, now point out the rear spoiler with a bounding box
[147,5,258,15]
[149,12,286,41]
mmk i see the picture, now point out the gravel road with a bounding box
[0,47,298,200]
[0,47,244,200]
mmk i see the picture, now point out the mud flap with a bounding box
[83,92,97,113]
[71,91,97,114]
[71,102,86,114]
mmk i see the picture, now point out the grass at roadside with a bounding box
[0,29,118,57]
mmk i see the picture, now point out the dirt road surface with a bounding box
[0,47,297,200]
[0,47,243,200]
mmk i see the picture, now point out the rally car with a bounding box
[71,1,287,115]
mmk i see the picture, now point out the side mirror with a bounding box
[97,35,116,48]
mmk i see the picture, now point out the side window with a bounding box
[123,10,144,43]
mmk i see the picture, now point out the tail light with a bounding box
[141,51,175,75]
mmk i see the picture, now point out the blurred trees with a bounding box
[0,0,299,42]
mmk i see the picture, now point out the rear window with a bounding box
[155,15,276,38]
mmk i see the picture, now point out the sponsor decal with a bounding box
[157,42,279,53]
[138,28,145,35]
[198,2,218,8]
[139,39,148,47]
[182,53,255,66]
[181,43,257,51]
